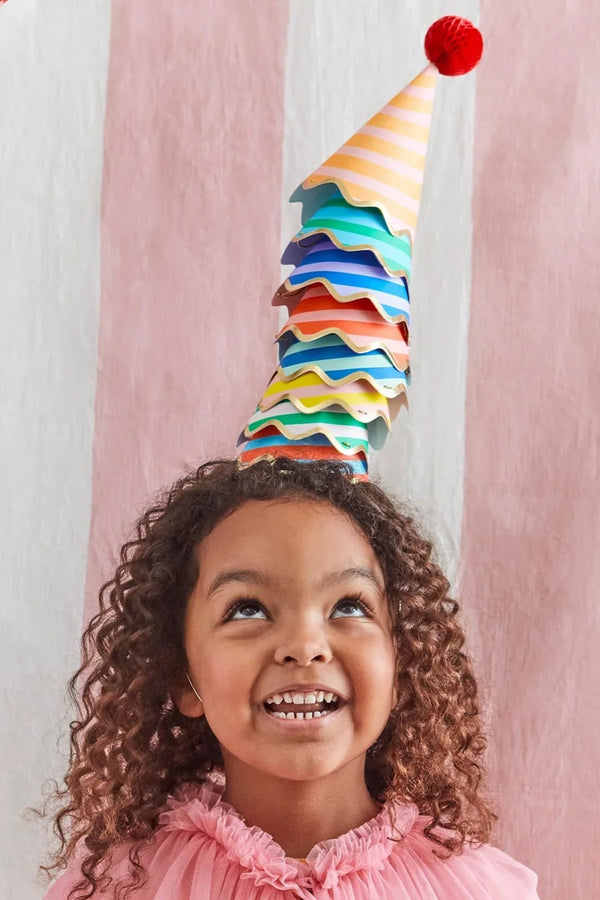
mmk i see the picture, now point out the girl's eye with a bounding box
[223,598,267,621]
[331,595,374,618]
[223,594,374,622]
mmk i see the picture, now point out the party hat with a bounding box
[236,16,483,481]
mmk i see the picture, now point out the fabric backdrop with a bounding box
[1,1,597,897]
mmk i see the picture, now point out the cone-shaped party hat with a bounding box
[237,16,483,480]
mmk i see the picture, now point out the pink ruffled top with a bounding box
[45,779,540,899]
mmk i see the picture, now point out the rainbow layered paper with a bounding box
[282,190,412,279]
[237,64,441,479]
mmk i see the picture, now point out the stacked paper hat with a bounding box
[237,16,483,481]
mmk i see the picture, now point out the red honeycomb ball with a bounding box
[424,16,483,76]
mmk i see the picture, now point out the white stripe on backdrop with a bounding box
[0,2,111,897]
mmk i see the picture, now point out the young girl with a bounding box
[40,456,540,899]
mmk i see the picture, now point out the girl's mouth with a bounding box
[262,697,342,721]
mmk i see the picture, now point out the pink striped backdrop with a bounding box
[86,0,289,607]
[462,3,600,896]
[4,1,595,897]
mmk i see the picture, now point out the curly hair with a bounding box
[38,457,497,899]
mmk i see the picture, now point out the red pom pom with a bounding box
[424,16,483,76]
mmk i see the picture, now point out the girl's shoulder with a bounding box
[395,814,540,900]
[43,780,540,899]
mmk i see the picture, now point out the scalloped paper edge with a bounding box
[259,378,396,426]
[243,416,369,457]
[273,281,410,327]
[277,324,410,375]
[236,450,369,482]
[290,225,411,280]
[300,175,417,244]
[275,360,408,400]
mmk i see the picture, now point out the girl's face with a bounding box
[178,498,397,785]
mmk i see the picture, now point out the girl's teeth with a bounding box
[291,691,319,705]
[264,690,341,707]
[271,708,333,720]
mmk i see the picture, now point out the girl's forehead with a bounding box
[202,498,368,548]
[196,498,384,586]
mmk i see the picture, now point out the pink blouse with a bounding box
[44,779,540,899]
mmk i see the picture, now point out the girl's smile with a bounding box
[175,497,397,831]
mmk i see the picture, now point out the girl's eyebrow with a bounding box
[205,567,384,601]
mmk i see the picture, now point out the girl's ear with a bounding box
[172,670,204,718]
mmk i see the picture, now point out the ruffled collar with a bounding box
[158,778,419,892]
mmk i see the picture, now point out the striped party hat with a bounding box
[236,16,483,480]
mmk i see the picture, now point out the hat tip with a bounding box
[424,15,484,76]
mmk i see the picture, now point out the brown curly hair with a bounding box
[38,456,497,899]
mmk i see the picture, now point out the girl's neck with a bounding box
[221,759,382,859]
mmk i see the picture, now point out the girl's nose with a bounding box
[273,620,333,666]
